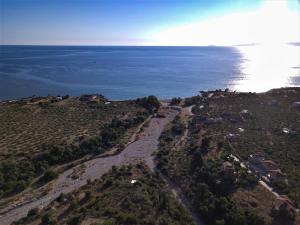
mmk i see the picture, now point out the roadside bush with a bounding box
[27,208,40,217]
[170,97,181,105]
[0,160,37,197]
[41,213,55,225]
[135,96,160,111]
[41,169,58,182]
[67,216,83,225]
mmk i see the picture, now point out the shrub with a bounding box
[170,97,181,105]
[27,208,40,217]
[41,169,58,182]
[67,216,83,225]
[135,96,160,111]
[41,213,55,225]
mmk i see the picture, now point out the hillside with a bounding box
[0,95,149,200]
[1,88,300,225]
[156,87,300,225]
[13,163,194,225]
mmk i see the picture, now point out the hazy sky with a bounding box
[0,0,299,46]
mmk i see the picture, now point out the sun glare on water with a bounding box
[233,43,300,92]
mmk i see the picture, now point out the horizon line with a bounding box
[0,44,233,47]
[1,42,298,47]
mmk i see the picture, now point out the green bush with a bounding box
[27,208,40,217]
[170,97,181,105]
[135,96,160,111]
[41,213,55,225]
[41,169,58,182]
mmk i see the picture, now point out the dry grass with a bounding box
[231,185,300,225]
[191,87,300,205]
[231,185,275,224]
[14,163,194,225]
[0,97,143,161]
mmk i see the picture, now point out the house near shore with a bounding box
[222,161,236,180]
[56,96,63,101]
[205,117,223,125]
[291,102,300,110]
[79,94,98,102]
[272,196,295,220]
[248,152,287,184]
[248,152,265,165]
[261,160,281,171]
[267,170,287,183]
[225,133,241,140]
[79,94,106,104]
[240,109,252,120]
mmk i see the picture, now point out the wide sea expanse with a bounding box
[0,45,299,100]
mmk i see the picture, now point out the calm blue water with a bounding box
[0,45,299,100]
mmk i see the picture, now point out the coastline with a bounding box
[1,86,299,103]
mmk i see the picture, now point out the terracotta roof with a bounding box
[222,161,234,171]
[253,151,265,157]
[261,160,279,170]
[267,169,285,178]
[223,161,233,168]
[249,152,265,159]
[273,196,294,211]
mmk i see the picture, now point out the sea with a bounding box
[0,45,299,100]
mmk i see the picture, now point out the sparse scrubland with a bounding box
[0,95,155,199]
[13,163,194,225]
[1,89,300,225]
[156,87,300,225]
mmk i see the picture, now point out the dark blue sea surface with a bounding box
[0,45,299,100]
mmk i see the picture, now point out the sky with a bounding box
[0,0,299,46]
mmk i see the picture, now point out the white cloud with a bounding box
[150,0,300,46]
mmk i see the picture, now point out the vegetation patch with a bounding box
[13,163,194,225]
[0,96,148,199]
[156,117,263,225]
[157,88,300,225]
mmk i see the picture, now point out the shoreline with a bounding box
[1,86,299,103]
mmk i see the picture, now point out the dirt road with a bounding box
[157,170,205,225]
[0,108,178,225]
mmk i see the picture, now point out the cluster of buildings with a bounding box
[272,195,296,220]
[222,154,296,219]
[79,94,100,102]
[79,94,107,104]
[247,152,298,218]
[199,89,234,99]
[1,95,70,106]
[221,155,287,185]
[222,161,236,180]
[247,152,287,184]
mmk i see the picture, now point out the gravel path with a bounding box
[0,109,178,225]
[157,171,205,225]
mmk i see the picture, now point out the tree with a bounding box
[27,208,40,217]
[170,97,181,105]
[201,137,211,154]
[42,169,58,182]
[146,96,160,109]
[41,213,55,225]
[135,96,160,111]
